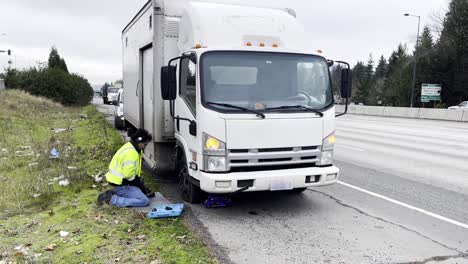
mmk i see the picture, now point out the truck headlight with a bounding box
[204,156,227,172]
[318,133,335,166]
[203,133,226,156]
[203,133,227,172]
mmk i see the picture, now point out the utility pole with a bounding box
[404,14,421,108]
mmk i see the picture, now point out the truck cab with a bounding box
[107,87,121,105]
[122,0,352,202]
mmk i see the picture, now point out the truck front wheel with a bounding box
[178,155,203,203]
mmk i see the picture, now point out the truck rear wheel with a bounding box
[114,116,125,130]
[178,155,203,203]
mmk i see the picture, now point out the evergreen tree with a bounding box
[351,61,366,104]
[48,47,69,73]
[363,54,375,104]
[383,44,412,106]
[433,0,468,106]
[413,26,436,106]
[375,56,388,79]
[372,55,388,104]
[353,54,375,105]
[59,58,69,73]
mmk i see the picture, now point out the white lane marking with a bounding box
[336,145,366,152]
[337,181,468,230]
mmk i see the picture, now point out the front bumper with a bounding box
[198,165,339,193]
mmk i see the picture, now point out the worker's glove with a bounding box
[139,181,155,198]
[134,178,155,198]
[122,177,141,186]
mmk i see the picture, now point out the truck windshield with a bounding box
[201,51,333,113]
[108,88,119,93]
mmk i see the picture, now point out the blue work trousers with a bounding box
[110,186,149,207]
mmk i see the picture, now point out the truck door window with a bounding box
[180,58,197,115]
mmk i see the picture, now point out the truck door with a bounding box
[141,46,154,160]
[176,57,198,164]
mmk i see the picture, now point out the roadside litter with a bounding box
[48,175,66,185]
[49,148,60,159]
[1,148,8,155]
[52,128,68,134]
[15,150,34,157]
[94,171,103,183]
[58,179,70,187]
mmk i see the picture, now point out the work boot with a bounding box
[97,190,114,205]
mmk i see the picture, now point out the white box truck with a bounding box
[122,0,352,202]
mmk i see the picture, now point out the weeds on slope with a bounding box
[0,90,216,264]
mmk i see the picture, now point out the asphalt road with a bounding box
[94,99,468,264]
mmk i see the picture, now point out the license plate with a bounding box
[270,180,293,191]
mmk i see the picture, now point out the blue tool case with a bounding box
[146,203,184,219]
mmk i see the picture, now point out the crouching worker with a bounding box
[97,128,154,207]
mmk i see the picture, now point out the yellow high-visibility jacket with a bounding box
[105,142,142,185]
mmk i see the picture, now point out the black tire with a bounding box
[178,155,203,203]
[114,116,125,130]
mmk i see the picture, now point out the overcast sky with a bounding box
[0,0,449,87]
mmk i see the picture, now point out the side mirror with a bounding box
[189,121,197,136]
[340,68,353,99]
[161,65,177,100]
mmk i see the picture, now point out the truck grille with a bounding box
[227,146,320,171]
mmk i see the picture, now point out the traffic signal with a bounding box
[7,49,11,56]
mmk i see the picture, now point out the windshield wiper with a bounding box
[206,102,265,119]
[265,105,324,117]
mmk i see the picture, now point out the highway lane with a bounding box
[335,114,468,195]
[183,114,468,263]
[93,100,468,264]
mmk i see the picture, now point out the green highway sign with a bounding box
[421,83,441,102]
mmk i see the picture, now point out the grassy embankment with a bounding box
[0,90,216,264]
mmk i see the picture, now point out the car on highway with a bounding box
[448,101,468,110]
[114,88,126,130]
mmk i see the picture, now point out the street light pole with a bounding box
[404,14,421,108]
